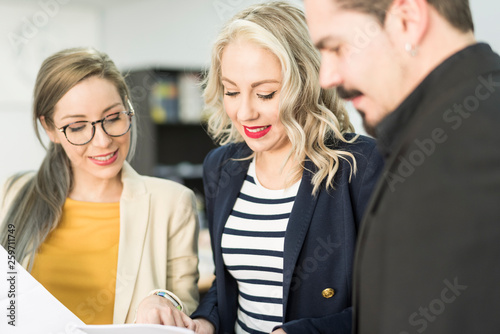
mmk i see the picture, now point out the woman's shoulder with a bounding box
[139,174,195,197]
[134,175,198,210]
[1,172,35,200]
[122,163,194,199]
[330,133,383,174]
[140,175,188,190]
[334,133,377,155]
[1,172,35,219]
[203,142,250,168]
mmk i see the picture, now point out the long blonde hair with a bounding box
[204,1,357,194]
[0,47,136,267]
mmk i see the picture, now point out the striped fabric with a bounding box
[222,159,301,334]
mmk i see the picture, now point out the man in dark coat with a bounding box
[305,0,500,333]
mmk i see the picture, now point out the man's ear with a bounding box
[386,0,430,47]
[40,116,59,143]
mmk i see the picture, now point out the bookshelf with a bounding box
[125,69,218,225]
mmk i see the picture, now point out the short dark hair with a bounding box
[335,0,474,32]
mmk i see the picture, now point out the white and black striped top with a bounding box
[221,158,301,334]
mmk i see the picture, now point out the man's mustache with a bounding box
[336,85,362,100]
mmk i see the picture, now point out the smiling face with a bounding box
[220,40,292,157]
[46,76,130,186]
[305,0,408,135]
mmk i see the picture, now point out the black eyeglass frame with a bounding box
[56,99,135,146]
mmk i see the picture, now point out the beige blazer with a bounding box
[0,162,199,323]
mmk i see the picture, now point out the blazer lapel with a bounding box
[213,148,252,259]
[282,160,319,318]
[113,162,150,324]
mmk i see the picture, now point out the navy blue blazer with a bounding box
[191,134,383,334]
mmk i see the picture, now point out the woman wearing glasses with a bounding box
[0,48,199,324]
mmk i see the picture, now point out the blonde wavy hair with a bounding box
[204,1,357,194]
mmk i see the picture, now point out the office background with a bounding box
[0,0,498,185]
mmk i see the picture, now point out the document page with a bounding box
[0,245,84,333]
[76,324,193,334]
[0,245,193,334]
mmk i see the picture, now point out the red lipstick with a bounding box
[244,125,271,139]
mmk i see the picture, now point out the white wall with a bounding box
[471,1,500,52]
[101,0,302,70]
[0,0,498,184]
[0,0,102,185]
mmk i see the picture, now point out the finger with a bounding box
[158,307,177,326]
[135,295,165,324]
[171,309,185,327]
[194,318,215,334]
[147,308,165,325]
[135,308,155,324]
[186,320,196,331]
[181,313,196,330]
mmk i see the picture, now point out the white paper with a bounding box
[76,324,193,334]
[0,246,193,334]
[0,245,84,334]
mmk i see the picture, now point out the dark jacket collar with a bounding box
[375,43,499,158]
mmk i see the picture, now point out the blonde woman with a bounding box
[136,2,384,334]
[0,48,199,324]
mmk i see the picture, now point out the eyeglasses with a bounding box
[56,100,135,146]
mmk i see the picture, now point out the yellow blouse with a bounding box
[31,198,120,324]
